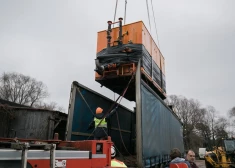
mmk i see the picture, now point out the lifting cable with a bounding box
[113,0,119,28]
[124,0,127,25]
[77,86,132,158]
[107,72,136,158]
[69,88,130,162]
[146,0,152,33]
[116,106,134,157]
[86,71,135,140]
[109,72,136,160]
[97,71,135,127]
[113,0,127,26]
[86,92,122,140]
[150,0,160,49]
[77,88,95,116]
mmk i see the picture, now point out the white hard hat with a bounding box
[111,146,116,158]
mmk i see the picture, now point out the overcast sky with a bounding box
[0,0,234,117]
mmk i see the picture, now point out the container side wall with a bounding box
[160,54,166,75]
[142,24,152,56]
[68,82,135,155]
[140,81,184,167]
[70,88,97,140]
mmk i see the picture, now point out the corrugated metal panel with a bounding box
[10,110,53,139]
[140,81,184,167]
[66,81,135,155]
[0,101,67,140]
[0,110,11,137]
[0,109,67,140]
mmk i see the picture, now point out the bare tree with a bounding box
[227,107,235,137]
[228,107,235,117]
[166,95,205,127]
[205,106,217,146]
[165,95,205,150]
[196,121,211,148]
[196,106,217,149]
[166,95,229,150]
[214,117,228,143]
[0,72,48,106]
[34,101,65,112]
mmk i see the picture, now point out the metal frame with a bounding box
[0,141,108,168]
[0,142,56,168]
[136,60,143,167]
[65,82,77,141]
[21,143,29,168]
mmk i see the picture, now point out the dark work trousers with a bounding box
[94,127,108,140]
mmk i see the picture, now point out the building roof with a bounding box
[0,98,67,116]
[0,98,29,108]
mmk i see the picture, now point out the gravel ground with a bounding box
[117,157,206,167]
[195,159,206,168]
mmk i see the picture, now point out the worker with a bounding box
[88,106,118,140]
[93,107,108,140]
[111,145,127,167]
[165,148,191,168]
[185,150,198,168]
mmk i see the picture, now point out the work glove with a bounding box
[109,106,118,116]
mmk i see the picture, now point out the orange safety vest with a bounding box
[111,158,127,167]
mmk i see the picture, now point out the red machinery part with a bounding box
[0,137,113,168]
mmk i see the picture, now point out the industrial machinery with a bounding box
[0,135,113,168]
[95,18,167,101]
[205,138,235,168]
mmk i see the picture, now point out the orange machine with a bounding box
[0,136,113,168]
[96,19,165,75]
[95,18,166,101]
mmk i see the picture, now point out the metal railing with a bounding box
[0,141,56,168]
